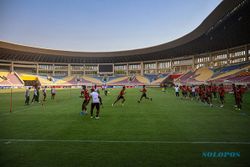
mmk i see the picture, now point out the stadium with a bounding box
[0,0,250,166]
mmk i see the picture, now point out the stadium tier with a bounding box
[151,73,171,85]
[1,61,250,87]
[136,75,150,85]
[194,67,214,82]
[0,71,23,86]
[173,62,250,85]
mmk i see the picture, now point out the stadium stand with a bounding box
[226,72,250,83]
[172,62,250,85]
[1,61,249,87]
[18,73,38,86]
[211,62,250,78]
[135,75,150,85]
[144,74,158,82]
[55,76,74,85]
[103,75,121,82]
[19,73,37,81]
[107,75,145,85]
[107,76,129,84]
[37,76,55,85]
[175,71,195,83]
[194,67,214,82]
[0,72,23,86]
[151,73,171,85]
[210,64,250,82]
[82,76,103,84]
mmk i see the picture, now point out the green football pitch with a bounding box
[0,88,250,167]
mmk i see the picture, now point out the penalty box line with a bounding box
[1,139,250,145]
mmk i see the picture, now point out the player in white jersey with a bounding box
[31,87,38,103]
[191,85,196,99]
[90,88,102,119]
[104,84,108,96]
[25,87,31,105]
[42,86,47,101]
[51,86,56,100]
[174,85,179,97]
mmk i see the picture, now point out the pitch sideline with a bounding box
[1,139,250,145]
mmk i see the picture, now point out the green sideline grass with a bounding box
[0,88,250,167]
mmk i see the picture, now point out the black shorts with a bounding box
[83,99,90,105]
[141,93,147,97]
[91,103,100,110]
[220,96,224,101]
[203,96,208,100]
[117,95,125,100]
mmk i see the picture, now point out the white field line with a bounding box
[1,139,250,145]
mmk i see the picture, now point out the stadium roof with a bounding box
[0,0,250,63]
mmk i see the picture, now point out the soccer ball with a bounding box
[80,111,87,116]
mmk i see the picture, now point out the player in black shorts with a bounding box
[112,86,126,106]
[90,88,102,119]
[138,85,152,103]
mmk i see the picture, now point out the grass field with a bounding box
[0,88,250,167]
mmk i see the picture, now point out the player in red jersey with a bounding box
[240,85,247,102]
[80,85,85,98]
[138,85,152,103]
[218,84,225,107]
[232,84,237,108]
[196,85,202,101]
[203,85,212,107]
[235,85,244,110]
[199,86,205,103]
[180,85,188,99]
[80,85,90,115]
[206,85,213,103]
[112,86,126,106]
[187,86,192,98]
[212,84,218,99]
[180,85,184,98]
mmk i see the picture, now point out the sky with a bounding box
[0,0,222,52]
